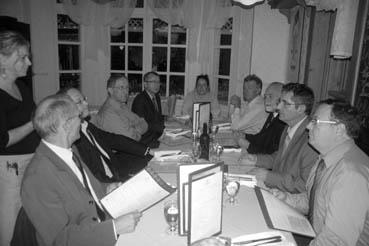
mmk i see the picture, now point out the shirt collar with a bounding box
[321,139,354,168]
[42,139,73,160]
[145,89,156,100]
[247,95,263,107]
[287,116,307,139]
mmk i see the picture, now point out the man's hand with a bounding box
[248,167,269,182]
[106,182,122,194]
[230,95,241,108]
[269,188,287,202]
[114,210,142,235]
[238,152,257,165]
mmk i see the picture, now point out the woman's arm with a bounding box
[7,121,34,147]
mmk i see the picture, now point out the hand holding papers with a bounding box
[100,167,176,219]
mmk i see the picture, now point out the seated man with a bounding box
[59,87,152,183]
[272,100,369,246]
[132,71,165,148]
[237,82,286,154]
[182,74,221,118]
[22,94,141,246]
[230,74,268,134]
[241,83,318,193]
[95,75,148,141]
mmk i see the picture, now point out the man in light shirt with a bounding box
[241,83,318,193]
[230,74,268,134]
[95,75,148,141]
[21,94,141,246]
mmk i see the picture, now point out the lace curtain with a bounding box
[61,0,136,60]
[305,0,360,59]
[146,0,232,63]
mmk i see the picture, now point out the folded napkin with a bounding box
[223,147,242,153]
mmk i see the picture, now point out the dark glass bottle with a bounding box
[199,123,210,160]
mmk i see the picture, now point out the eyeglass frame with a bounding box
[310,118,339,125]
[110,86,129,91]
[145,80,161,84]
[75,96,88,105]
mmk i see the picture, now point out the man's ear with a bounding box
[107,87,113,96]
[297,104,306,114]
[335,122,347,137]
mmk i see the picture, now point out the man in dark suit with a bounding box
[132,71,165,148]
[237,82,286,154]
[21,94,141,246]
[242,83,318,193]
[59,88,153,183]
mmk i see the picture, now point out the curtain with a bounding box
[147,0,232,63]
[62,0,136,60]
[305,0,360,59]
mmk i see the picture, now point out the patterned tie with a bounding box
[72,151,106,221]
[262,113,274,131]
[152,96,159,112]
[281,132,291,157]
[308,158,326,223]
[86,129,113,178]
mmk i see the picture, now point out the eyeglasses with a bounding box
[111,86,129,91]
[75,96,87,105]
[310,118,339,125]
[145,80,160,84]
[279,100,300,107]
[66,112,84,122]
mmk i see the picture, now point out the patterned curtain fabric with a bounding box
[305,0,360,59]
[62,0,136,60]
[147,0,232,63]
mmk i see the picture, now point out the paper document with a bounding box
[255,187,316,238]
[100,167,176,218]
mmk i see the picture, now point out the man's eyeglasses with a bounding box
[145,80,160,84]
[111,86,129,91]
[75,96,87,105]
[279,100,300,107]
[66,112,84,122]
[310,118,339,125]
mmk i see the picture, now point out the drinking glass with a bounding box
[225,180,240,204]
[192,141,201,162]
[215,144,224,162]
[163,199,179,234]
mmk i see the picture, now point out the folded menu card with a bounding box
[255,187,316,238]
[100,167,176,218]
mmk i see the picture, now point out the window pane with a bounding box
[169,75,184,96]
[58,44,79,70]
[128,73,143,94]
[218,48,231,76]
[57,14,79,42]
[128,18,143,43]
[153,19,168,44]
[220,18,232,45]
[111,27,125,43]
[171,25,186,45]
[128,46,143,71]
[159,74,167,96]
[111,46,125,70]
[217,78,229,104]
[136,0,143,8]
[170,48,185,72]
[60,73,80,89]
[152,47,167,72]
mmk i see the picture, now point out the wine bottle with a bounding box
[199,123,210,160]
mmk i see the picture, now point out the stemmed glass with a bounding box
[215,144,224,162]
[192,141,201,162]
[163,199,179,234]
[225,180,240,204]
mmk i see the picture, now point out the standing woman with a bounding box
[0,30,40,246]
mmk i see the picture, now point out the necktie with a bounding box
[86,129,113,178]
[262,113,274,131]
[308,158,326,223]
[281,132,291,157]
[152,96,159,112]
[72,152,106,221]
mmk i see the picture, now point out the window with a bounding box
[214,18,232,105]
[57,13,81,89]
[109,3,187,98]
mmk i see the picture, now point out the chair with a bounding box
[0,154,33,246]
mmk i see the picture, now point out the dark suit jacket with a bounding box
[256,117,318,193]
[21,142,116,246]
[74,122,152,183]
[131,90,165,148]
[245,113,286,154]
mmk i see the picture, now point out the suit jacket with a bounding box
[74,122,152,183]
[256,117,318,193]
[245,113,286,154]
[131,90,165,148]
[21,141,116,246]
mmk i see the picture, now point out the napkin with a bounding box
[223,147,242,153]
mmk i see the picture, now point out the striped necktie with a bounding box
[308,158,326,223]
[152,96,159,112]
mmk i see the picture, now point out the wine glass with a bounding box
[192,141,201,162]
[225,180,240,204]
[215,144,224,162]
[163,199,179,234]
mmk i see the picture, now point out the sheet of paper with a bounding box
[255,187,316,238]
[188,165,223,245]
[101,167,176,219]
[177,163,214,235]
